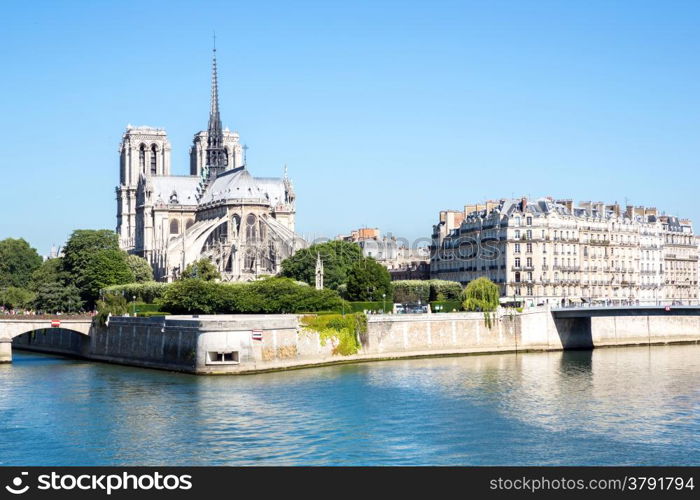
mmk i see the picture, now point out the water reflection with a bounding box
[0,345,698,465]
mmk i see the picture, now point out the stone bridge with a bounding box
[543,305,700,349]
[0,318,93,363]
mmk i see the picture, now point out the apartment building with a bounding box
[430,197,699,306]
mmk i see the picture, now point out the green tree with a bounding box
[62,229,121,279]
[95,294,129,326]
[0,238,43,288]
[33,282,83,313]
[181,259,221,281]
[79,249,135,306]
[61,230,133,307]
[160,279,220,314]
[0,287,35,310]
[345,257,392,302]
[29,257,64,291]
[280,240,362,290]
[126,254,154,282]
[462,277,500,312]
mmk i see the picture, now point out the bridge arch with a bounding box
[0,319,93,363]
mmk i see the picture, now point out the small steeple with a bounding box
[205,36,227,179]
[315,252,324,290]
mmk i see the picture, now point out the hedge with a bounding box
[103,282,169,304]
[348,301,392,313]
[160,277,345,315]
[391,279,463,303]
[429,300,463,312]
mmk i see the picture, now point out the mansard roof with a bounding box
[198,167,287,206]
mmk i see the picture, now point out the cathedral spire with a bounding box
[205,39,227,179]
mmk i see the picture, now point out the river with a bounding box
[0,344,698,465]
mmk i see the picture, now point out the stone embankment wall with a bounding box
[9,308,700,374]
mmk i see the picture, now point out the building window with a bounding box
[514,243,521,253]
[527,272,533,281]
[526,257,532,267]
[515,230,520,239]
[169,219,179,235]
[526,230,532,240]
[526,243,532,253]
[514,216,521,226]
[527,285,533,296]
[515,257,521,268]
[139,144,146,173]
[526,216,532,226]
[246,214,258,241]
[514,272,521,282]
[150,144,157,175]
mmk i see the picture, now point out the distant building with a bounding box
[337,228,430,280]
[431,197,699,306]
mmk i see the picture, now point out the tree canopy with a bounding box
[181,258,221,281]
[280,240,362,290]
[462,277,500,312]
[79,249,134,305]
[33,282,83,313]
[345,257,392,302]
[61,230,133,307]
[0,238,43,289]
[29,257,64,291]
[61,230,121,279]
[0,287,35,310]
[127,254,154,283]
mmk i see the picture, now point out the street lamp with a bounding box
[382,293,386,313]
[132,295,137,317]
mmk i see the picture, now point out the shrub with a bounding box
[159,277,345,315]
[391,280,430,304]
[181,259,221,281]
[300,313,365,355]
[95,294,128,326]
[428,280,463,300]
[103,282,170,304]
[392,279,463,304]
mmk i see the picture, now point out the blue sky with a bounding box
[1,0,699,255]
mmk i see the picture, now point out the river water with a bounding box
[0,345,698,465]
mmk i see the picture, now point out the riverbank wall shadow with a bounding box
[552,317,593,349]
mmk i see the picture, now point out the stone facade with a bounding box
[431,198,699,306]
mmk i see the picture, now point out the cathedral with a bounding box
[116,48,306,281]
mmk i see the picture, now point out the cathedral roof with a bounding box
[198,168,287,206]
[150,176,199,205]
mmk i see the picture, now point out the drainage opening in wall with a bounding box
[207,351,240,365]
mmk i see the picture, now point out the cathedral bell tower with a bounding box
[116,126,171,251]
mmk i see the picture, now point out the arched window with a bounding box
[246,214,257,242]
[244,249,256,271]
[223,147,229,167]
[170,219,180,235]
[150,144,157,175]
[231,214,241,237]
[139,144,146,173]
